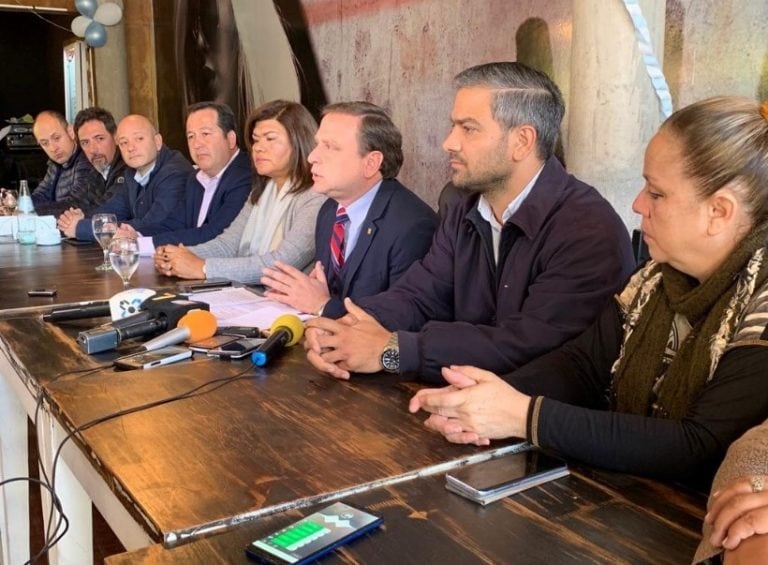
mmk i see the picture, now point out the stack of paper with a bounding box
[188,286,311,329]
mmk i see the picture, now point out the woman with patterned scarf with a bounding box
[409,96,768,489]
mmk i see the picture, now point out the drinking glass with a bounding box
[108,236,140,288]
[92,213,117,271]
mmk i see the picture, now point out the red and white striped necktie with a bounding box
[330,206,349,277]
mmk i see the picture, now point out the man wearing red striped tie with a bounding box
[262,101,437,319]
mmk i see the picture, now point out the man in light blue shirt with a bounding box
[261,101,437,318]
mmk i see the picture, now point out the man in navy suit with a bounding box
[115,102,251,253]
[261,101,437,318]
[58,114,193,241]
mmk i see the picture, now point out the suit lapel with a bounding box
[339,181,394,295]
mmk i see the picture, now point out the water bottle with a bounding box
[17,180,34,214]
[17,180,36,245]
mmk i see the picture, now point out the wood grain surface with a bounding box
[42,346,513,544]
[0,240,708,563]
[104,468,705,564]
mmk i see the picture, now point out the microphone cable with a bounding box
[0,363,113,564]
[36,359,258,560]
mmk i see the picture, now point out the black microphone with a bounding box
[77,296,209,354]
[251,314,304,367]
[77,318,166,354]
[42,301,111,322]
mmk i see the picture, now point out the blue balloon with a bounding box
[84,21,107,48]
[75,0,96,18]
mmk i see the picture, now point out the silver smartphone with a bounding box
[114,346,192,370]
[189,335,241,353]
[445,450,569,505]
[207,338,266,359]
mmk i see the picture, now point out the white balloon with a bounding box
[94,3,122,26]
[71,15,91,37]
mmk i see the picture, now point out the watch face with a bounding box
[381,348,400,372]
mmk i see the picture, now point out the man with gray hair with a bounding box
[305,61,635,383]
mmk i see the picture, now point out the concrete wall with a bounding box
[300,0,573,208]
[113,0,768,229]
[296,0,768,228]
[664,0,768,106]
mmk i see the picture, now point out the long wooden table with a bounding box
[105,468,705,564]
[0,241,708,564]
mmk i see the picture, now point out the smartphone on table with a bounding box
[245,502,382,564]
[207,337,266,359]
[189,335,240,353]
[28,288,57,297]
[177,279,233,293]
[113,346,192,370]
[445,450,569,505]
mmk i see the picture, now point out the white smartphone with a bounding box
[114,346,192,370]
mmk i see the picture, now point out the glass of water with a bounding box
[92,213,117,271]
[109,236,140,288]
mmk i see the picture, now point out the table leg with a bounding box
[0,368,30,565]
[37,407,93,565]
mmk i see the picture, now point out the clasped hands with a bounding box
[56,208,85,238]
[152,244,204,278]
[304,297,391,379]
[305,299,530,445]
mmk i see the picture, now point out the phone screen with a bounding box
[245,502,382,564]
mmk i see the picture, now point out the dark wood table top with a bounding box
[104,466,705,565]
[0,240,709,562]
[0,279,513,546]
[0,240,174,312]
[40,344,512,544]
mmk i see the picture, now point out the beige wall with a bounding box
[110,0,768,227]
[301,0,573,208]
[664,0,768,106]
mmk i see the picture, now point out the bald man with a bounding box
[32,110,95,215]
[58,114,193,241]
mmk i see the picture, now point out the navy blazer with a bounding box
[317,178,437,318]
[145,150,252,246]
[76,146,193,240]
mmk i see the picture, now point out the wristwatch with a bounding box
[380,332,400,373]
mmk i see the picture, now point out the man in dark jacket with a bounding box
[32,110,94,215]
[116,102,251,253]
[305,62,635,383]
[58,114,192,241]
[71,107,128,214]
[260,101,437,318]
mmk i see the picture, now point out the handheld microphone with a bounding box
[77,297,210,354]
[42,301,111,322]
[141,310,217,351]
[43,288,158,323]
[251,314,304,367]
